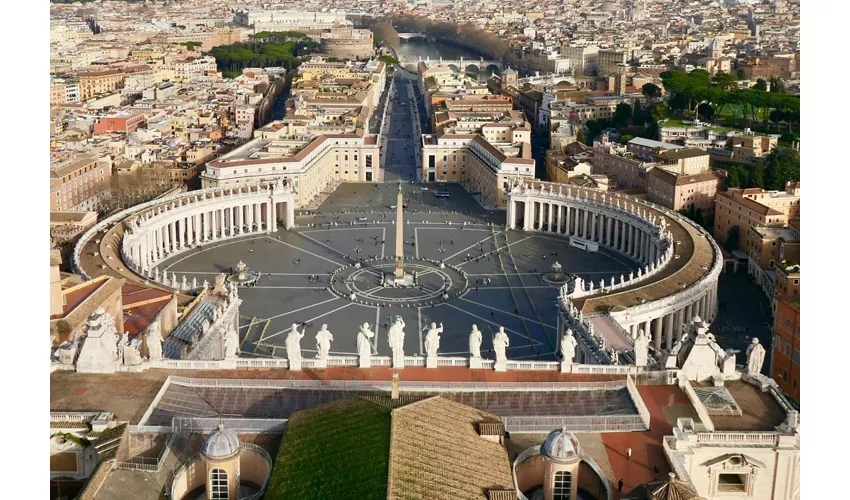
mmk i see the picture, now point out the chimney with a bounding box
[391,373,399,400]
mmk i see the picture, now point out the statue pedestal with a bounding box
[392,357,405,370]
[560,361,574,373]
[289,359,302,371]
[494,360,507,372]
[314,357,328,369]
[469,357,483,369]
[359,355,371,368]
[426,356,438,369]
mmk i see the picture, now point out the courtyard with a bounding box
[159,183,640,362]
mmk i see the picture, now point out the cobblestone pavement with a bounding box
[159,185,639,362]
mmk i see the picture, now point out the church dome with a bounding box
[598,2,620,12]
[541,426,582,464]
[201,424,241,459]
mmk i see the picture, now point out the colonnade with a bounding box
[107,183,297,281]
[625,287,718,353]
[509,198,661,266]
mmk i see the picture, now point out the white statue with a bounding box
[357,322,374,362]
[746,337,766,375]
[634,329,649,367]
[146,322,163,360]
[315,324,334,360]
[493,327,510,364]
[285,323,304,364]
[469,324,483,359]
[223,325,239,359]
[424,322,443,358]
[387,316,406,367]
[560,329,577,364]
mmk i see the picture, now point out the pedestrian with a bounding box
[626,447,632,460]
[617,479,623,492]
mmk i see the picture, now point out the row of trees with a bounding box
[208,35,315,76]
[723,146,800,191]
[659,69,800,127]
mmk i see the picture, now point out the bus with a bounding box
[435,190,450,198]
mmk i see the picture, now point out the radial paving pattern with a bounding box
[157,182,640,363]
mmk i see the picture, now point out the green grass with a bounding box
[266,398,391,499]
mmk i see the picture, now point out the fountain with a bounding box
[227,260,260,286]
[541,261,568,285]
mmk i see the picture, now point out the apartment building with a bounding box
[78,69,125,101]
[93,112,147,135]
[713,183,801,246]
[647,168,725,214]
[596,48,628,76]
[202,130,381,207]
[50,153,112,212]
[559,45,598,76]
[172,55,218,82]
[771,294,800,403]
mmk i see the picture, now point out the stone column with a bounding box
[538,201,544,230]
[211,209,218,240]
[286,201,294,229]
[556,204,563,234]
[507,200,515,228]
[674,309,685,343]
[583,210,589,238]
[630,225,636,257]
[629,323,637,339]
[653,316,663,352]
[613,219,620,250]
[548,203,555,232]
[643,320,651,343]
[664,312,674,351]
[590,213,597,241]
[565,206,571,235]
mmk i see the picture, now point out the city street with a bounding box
[381,70,422,183]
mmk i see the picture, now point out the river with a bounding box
[395,39,485,66]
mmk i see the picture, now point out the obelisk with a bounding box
[394,183,405,279]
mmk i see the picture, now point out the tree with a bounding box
[736,68,747,80]
[642,83,661,101]
[378,55,399,66]
[711,71,738,91]
[753,79,768,92]
[769,77,785,94]
[763,146,800,190]
[749,160,765,189]
[613,103,632,127]
[576,128,588,146]
[697,102,715,121]
[725,226,741,252]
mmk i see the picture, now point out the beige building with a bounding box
[78,69,125,101]
[596,48,628,75]
[713,183,801,246]
[202,130,381,207]
[50,153,112,212]
[647,168,725,215]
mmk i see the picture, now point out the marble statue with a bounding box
[285,323,305,367]
[746,337,766,375]
[634,329,649,367]
[560,329,577,364]
[315,324,334,360]
[424,322,443,358]
[191,277,198,289]
[223,325,239,359]
[388,316,406,368]
[469,325,483,359]
[146,322,163,360]
[75,307,121,373]
[357,322,374,367]
[493,327,510,367]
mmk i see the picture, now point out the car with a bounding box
[435,191,450,198]
[389,205,397,209]
[357,216,369,221]
[420,187,428,191]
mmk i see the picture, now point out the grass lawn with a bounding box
[266,398,391,499]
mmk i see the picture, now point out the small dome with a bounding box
[541,426,582,463]
[201,424,241,459]
[501,66,517,75]
[598,2,619,12]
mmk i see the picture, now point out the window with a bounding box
[774,335,781,351]
[786,319,792,328]
[784,343,791,356]
[717,473,748,493]
[210,469,228,499]
[553,471,572,500]
[793,348,800,364]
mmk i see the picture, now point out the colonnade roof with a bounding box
[576,201,715,314]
